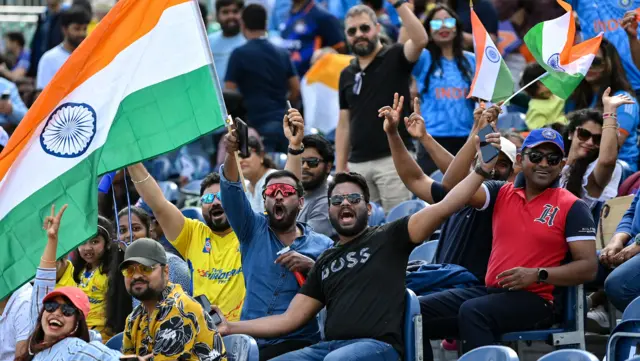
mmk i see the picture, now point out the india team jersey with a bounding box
[571,0,640,90]
[171,218,245,321]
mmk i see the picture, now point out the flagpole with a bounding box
[501,72,549,106]
[226,115,248,192]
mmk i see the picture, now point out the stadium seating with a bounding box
[368,202,385,226]
[158,181,180,204]
[606,319,640,361]
[181,179,204,196]
[105,332,123,351]
[458,345,519,361]
[623,296,640,321]
[181,207,205,223]
[409,240,438,263]
[405,289,424,361]
[386,200,428,223]
[223,334,259,361]
[537,349,598,361]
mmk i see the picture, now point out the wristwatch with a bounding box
[288,144,304,155]
[634,234,640,246]
[474,163,492,179]
[537,268,549,284]
[393,0,407,8]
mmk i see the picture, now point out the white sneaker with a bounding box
[587,305,610,334]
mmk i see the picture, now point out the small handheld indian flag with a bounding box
[467,1,514,102]
[0,0,226,299]
[523,0,603,99]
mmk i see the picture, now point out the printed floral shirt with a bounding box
[123,283,226,361]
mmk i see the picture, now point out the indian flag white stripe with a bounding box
[0,1,209,220]
[540,11,572,71]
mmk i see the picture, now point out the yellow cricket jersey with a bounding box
[171,218,245,321]
[55,260,76,288]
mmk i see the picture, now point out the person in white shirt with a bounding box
[0,283,32,361]
[36,6,90,90]
[241,136,278,213]
[209,0,246,83]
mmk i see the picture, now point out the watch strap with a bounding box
[393,0,406,8]
[288,145,304,155]
[474,163,492,179]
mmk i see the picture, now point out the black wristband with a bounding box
[288,145,304,155]
[393,0,406,8]
[474,163,493,179]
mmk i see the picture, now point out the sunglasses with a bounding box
[591,57,604,67]
[346,24,372,37]
[201,192,222,204]
[44,301,78,317]
[430,18,456,31]
[524,150,563,166]
[302,157,323,168]
[576,127,602,145]
[121,264,160,278]
[263,183,298,199]
[330,193,363,206]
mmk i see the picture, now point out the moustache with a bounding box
[130,279,148,287]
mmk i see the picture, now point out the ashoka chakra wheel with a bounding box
[40,102,97,158]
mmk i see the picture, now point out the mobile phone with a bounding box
[477,124,500,163]
[235,117,249,159]
[1,90,10,100]
[286,101,297,136]
[210,311,223,326]
[194,294,211,314]
[119,356,138,360]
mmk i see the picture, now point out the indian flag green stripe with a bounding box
[492,60,515,102]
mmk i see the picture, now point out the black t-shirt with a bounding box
[300,217,415,357]
[431,181,502,282]
[339,43,415,163]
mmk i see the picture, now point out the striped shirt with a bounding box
[0,283,32,361]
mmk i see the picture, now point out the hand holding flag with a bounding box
[622,10,639,38]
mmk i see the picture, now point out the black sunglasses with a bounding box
[524,150,563,166]
[44,301,78,317]
[591,57,604,67]
[330,193,363,206]
[346,24,372,37]
[302,157,323,168]
[576,127,601,145]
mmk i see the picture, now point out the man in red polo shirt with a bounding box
[419,128,598,359]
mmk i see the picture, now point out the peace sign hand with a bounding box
[43,204,68,241]
[404,97,427,140]
[621,10,638,38]
[379,92,404,134]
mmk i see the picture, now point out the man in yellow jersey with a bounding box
[127,163,245,321]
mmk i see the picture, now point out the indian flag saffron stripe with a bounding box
[523,0,603,100]
[468,6,514,102]
[0,0,225,298]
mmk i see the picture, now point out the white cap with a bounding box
[0,126,8,148]
[499,137,517,164]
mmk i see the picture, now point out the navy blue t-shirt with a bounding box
[279,1,344,76]
[226,38,297,129]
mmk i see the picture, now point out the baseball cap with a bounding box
[499,137,517,164]
[42,287,91,318]
[119,238,167,270]
[521,128,565,155]
[0,126,8,148]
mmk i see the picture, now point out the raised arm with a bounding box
[283,108,305,180]
[127,163,185,241]
[622,11,640,72]
[393,0,428,62]
[408,97,454,173]
[585,89,634,198]
[407,132,501,243]
[335,109,351,173]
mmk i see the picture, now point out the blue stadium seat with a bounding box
[268,152,288,170]
[607,319,640,361]
[499,285,585,355]
[430,170,444,182]
[368,202,385,226]
[181,179,204,196]
[458,345,519,361]
[497,112,527,132]
[223,334,259,361]
[158,181,180,204]
[623,296,640,321]
[150,156,173,181]
[193,154,212,179]
[538,349,598,361]
[409,240,438,263]
[618,160,634,185]
[105,332,123,351]
[181,207,204,222]
[386,200,428,223]
[405,289,423,361]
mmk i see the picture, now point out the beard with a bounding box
[330,209,368,237]
[302,171,327,192]
[221,20,240,36]
[129,276,164,301]
[204,208,230,232]
[350,36,378,57]
[67,36,85,49]
[267,204,299,232]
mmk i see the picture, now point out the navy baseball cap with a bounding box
[521,128,565,156]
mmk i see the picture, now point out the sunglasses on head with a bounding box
[346,23,372,37]
[524,150,563,166]
[121,264,160,278]
[201,192,222,204]
[330,193,363,206]
[576,127,601,145]
[263,183,298,199]
[44,301,78,317]
[430,17,456,31]
[302,157,323,168]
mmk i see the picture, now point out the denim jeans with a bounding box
[268,339,400,361]
[597,252,640,312]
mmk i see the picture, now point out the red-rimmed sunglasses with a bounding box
[263,183,298,199]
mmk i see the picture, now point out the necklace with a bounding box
[79,268,97,289]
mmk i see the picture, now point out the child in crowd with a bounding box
[521,63,567,130]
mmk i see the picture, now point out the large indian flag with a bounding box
[0,0,226,299]
[523,0,602,100]
[468,5,514,102]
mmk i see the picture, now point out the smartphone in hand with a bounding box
[477,124,500,163]
[194,295,211,314]
[235,117,249,158]
[286,101,297,136]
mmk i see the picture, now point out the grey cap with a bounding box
[119,238,167,270]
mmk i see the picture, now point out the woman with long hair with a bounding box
[566,38,639,171]
[105,206,192,335]
[409,4,476,174]
[561,90,634,208]
[15,205,146,361]
[239,136,278,213]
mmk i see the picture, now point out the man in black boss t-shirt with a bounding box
[218,134,503,361]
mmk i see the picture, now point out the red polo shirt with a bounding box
[481,173,596,301]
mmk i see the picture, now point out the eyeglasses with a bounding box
[524,150,563,166]
[430,18,456,31]
[346,24,372,37]
[44,301,78,317]
[576,127,602,145]
[201,192,222,204]
[121,264,160,278]
[302,157,323,168]
[330,193,363,206]
[263,183,298,199]
[591,57,604,67]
